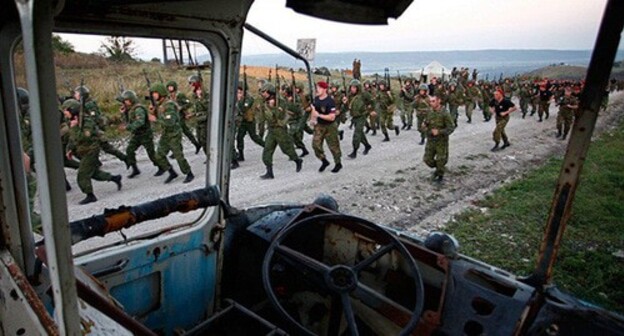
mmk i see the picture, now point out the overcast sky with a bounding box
[61,0,621,60]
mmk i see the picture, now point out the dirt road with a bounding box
[65,92,623,252]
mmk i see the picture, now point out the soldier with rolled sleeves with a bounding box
[421,95,455,183]
[65,99,122,204]
[150,83,194,184]
[258,83,303,179]
[311,81,342,173]
[346,79,373,159]
[119,90,158,178]
[489,89,517,151]
[556,86,579,140]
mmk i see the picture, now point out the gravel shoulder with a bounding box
[64,92,623,252]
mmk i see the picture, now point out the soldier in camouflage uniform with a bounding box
[489,90,517,151]
[151,83,195,184]
[464,80,482,123]
[188,75,210,155]
[375,80,400,142]
[479,82,493,121]
[258,83,303,179]
[236,84,264,161]
[16,88,41,227]
[255,79,267,139]
[363,80,378,135]
[65,98,122,204]
[284,86,310,157]
[166,80,202,154]
[502,78,515,99]
[421,95,455,182]
[446,82,464,126]
[346,79,373,159]
[311,81,342,173]
[73,86,129,167]
[518,82,532,118]
[556,86,579,140]
[119,90,158,178]
[399,79,416,130]
[414,84,432,145]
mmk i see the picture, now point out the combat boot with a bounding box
[371,128,377,136]
[561,132,568,140]
[339,130,344,141]
[406,124,412,130]
[65,178,72,191]
[419,135,425,145]
[383,133,390,142]
[128,164,141,178]
[557,129,562,138]
[238,151,245,162]
[164,168,178,184]
[111,175,122,190]
[467,116,472,123]
[434,175,444,183]
[195,143,202,155]
[79,193,97,205]
[401,122,407,130]
[295,159,303,172]
[183,172,194,183]
[300,147,309,157]
[491,143,500,152]
[363,144,372,155]
[319,159,330,172]
[331,163,343,173]
[154,168,166,176]
[365,125,371,134]
[545,111,549,119]
[501,142,511,149]
[231,160,239,169]
[260,165,274,179]
[394,126,400,136]
[347,149,357,159]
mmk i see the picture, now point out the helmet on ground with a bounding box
[150,83,168,97]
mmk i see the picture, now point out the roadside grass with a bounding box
[445,123,624,314]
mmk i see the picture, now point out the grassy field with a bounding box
[445,122,624,313]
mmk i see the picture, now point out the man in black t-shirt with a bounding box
[311,81,342,173]
[537,84,553,122]
[489,89,517,152]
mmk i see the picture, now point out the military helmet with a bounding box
[187,74,202,84]
[418,84,428,91]
[150,83,168,97]
[349,79,362,91]
[166,80,178,91]
[449,81,457,87]
[378,80,387,87]
[331,80,341,88]
[16,87,29,111]
[61,99,80,117]
[121,90,139,104]
[363,79,371,86]
[261,83,276,94]
[74,85,90,99]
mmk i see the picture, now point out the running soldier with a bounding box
[150,83,195,184]
[375,80,400,142]
[414,84,432,145]
[537,84,553,122]
[518,82,532,118]
[399,78,416,130]
[188,74,210,155]
[235,85,264,161]
[119,90,158,178]
[489,89,517,151]
[258,83,303,179]
[464,80,481,123]
[311,81,342,173]
[421,95,455,183]
[556,86,579,140]
[166,80,202,154]
[346,79,373,159]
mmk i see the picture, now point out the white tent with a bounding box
[414,61,452,82]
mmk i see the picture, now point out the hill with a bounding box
[524,64,587,80]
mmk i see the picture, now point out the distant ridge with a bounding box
[239,49,624,79]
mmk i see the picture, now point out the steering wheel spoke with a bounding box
[341,293,360,336]
[274,244,330,275]
[352,282,414,327]
[354,242,396,273]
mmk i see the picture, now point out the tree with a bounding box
[52,34,75,54]
[99,36,137,62]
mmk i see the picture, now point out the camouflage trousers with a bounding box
[26,171,41,229]
[262,126,299,166]
[369,112,379,130]
[482,101,492,120]
[380,111,395,135]
[181,118,200,148]
[236,120,264,155]
[155,131,191,174]
[197,121,208,155]
[313,122,341,164]
[519,98,529,116]
[449,105,459,125]
[416,111,427,140]
[401,107,414,126]
[126,131,158,167]
[493,116,510,144]
[77,148,113,194]
[538,102,550,120]
[465,102,476,121]
[557,110,574,136]
[351,116,370,150]
[100,139,127,163]
[423,137,449,177]
[288,123,307,150]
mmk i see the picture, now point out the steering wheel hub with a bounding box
[325,265,358,293]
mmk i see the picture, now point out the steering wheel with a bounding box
[262,213,425,336]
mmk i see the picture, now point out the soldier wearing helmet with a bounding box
[399,78,416,130]
[414,84,432,145]
[150,82,194,184]
[464,80,482,123]
[190,78,210,156]
[73,84,129,167]
[346,79,373,159]
[374,79,399,142]
[119,90,158,178]
[257,82,303,179]
[446,81,464,126]
[235,83,264,163]
[167,80,201,154]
